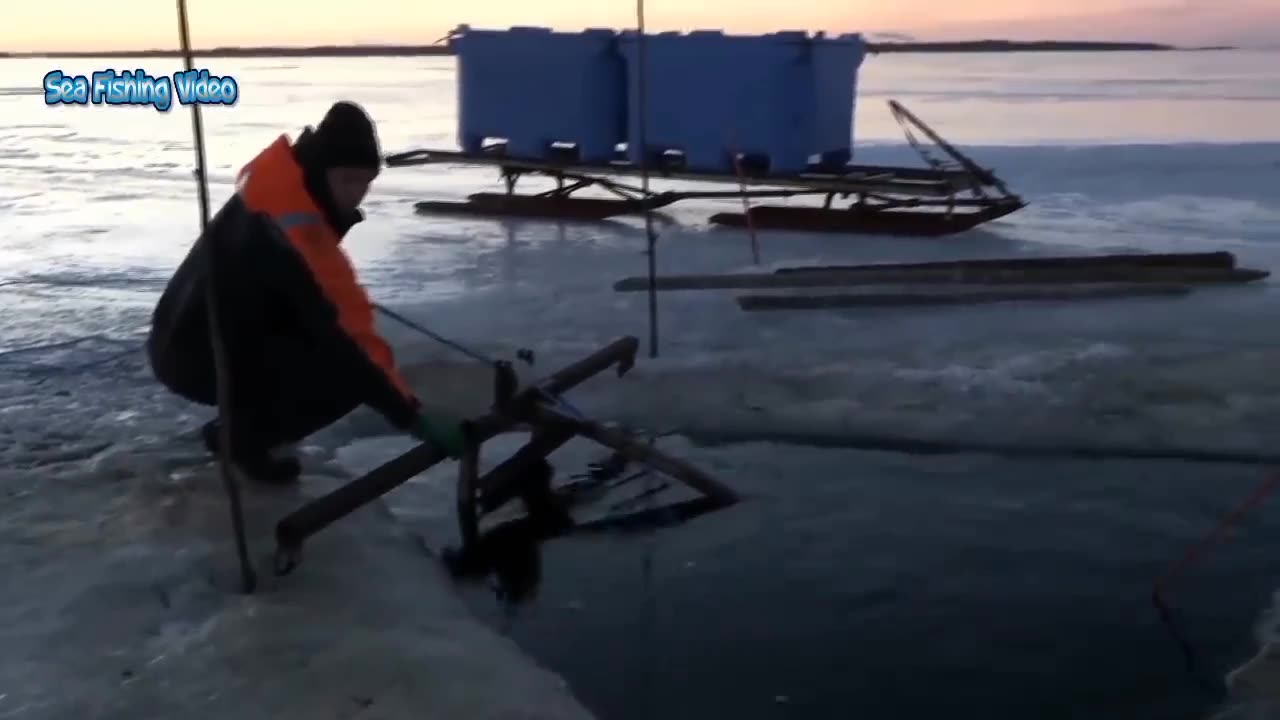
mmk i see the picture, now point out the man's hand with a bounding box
[410,407,468,459]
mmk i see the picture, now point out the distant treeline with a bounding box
[2,45,453,59]
[872,40,1177,52]
[0,40,1236,59]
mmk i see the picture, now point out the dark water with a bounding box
[457,447,1280,720]
[5,282,1279,720]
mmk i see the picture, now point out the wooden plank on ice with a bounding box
[613,267,1268,292]
[735,283,1194,311]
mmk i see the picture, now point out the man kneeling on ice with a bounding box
[147,100,466,485]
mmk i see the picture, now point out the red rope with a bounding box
[1154,473,1280,596]
[1151,472,1280,697]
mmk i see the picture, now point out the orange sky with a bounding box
[2,0,1276,52]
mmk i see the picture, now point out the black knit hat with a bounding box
[302,101,382,173]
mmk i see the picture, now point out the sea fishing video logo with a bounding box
[42,68,238,112]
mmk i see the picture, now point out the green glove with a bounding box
[410,408,468,459]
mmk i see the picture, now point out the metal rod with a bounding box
[476,427,577,514]
[889,100,1007,193]
[456,441,482,548]
[635,0,659,359]
[732,153,761,265]
[273,336,641,558]
[530,404,740,506]
[383,148,973,196]
[176,0,255,594]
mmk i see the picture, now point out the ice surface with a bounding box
[1,50,1279,719]
[0,426,594,719]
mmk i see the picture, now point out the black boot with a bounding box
[201,421,302,486]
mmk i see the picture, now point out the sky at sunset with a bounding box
[3,0,1277,52]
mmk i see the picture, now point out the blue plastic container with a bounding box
[454,26,625,163]
[618,30,808,174]
[808,32,866,169]
[618,30,866,175]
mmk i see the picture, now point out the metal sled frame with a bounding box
[383,99,1026,237]
[271,336,739,575]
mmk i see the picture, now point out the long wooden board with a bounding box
[736,284,1193,311]
[614,266,1268,292]
[774,251,1238,274]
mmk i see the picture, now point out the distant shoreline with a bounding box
[0,39,1239,59]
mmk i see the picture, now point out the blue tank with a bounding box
[618,30,866,175]
[454,26,625,163]
[808,33,866,170]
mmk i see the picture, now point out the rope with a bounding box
[175,0,255,594]
[1151,472,1280,697]
[374,303,493,365]
[372,303,588,420]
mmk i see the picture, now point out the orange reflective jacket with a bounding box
[233,135,419,426]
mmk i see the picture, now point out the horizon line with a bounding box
[1,38,1246,58]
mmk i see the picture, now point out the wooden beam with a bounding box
[614,266,1268,292]
[736,283,1194,311]
[774,251,1238,274]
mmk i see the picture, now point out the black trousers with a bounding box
[150,324,360,453]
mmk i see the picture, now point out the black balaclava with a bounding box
[292,101,382,239]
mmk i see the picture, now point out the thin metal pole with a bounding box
[635,0,659,359]
[176,0,256,593]
[633,3,661,713]
[732,149,761,265]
